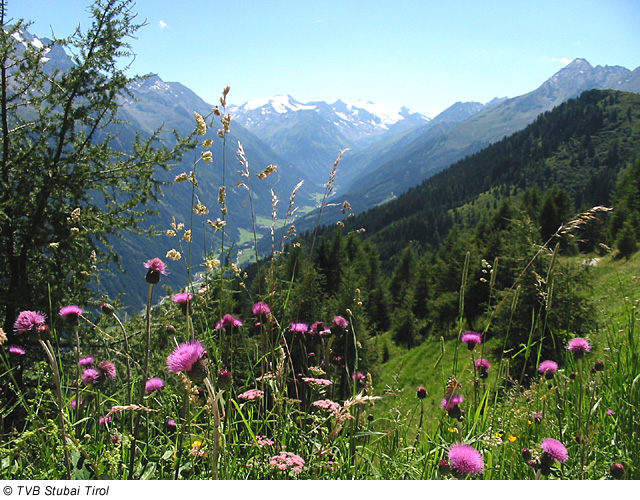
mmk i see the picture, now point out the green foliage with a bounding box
[0,0,190,330]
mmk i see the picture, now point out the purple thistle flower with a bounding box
[59,305,83,325]
[475,358,491,378]
[309,321,324,333]
[145,377,165,393]
[79,356,94,366]
[447,443,484,476]
[538,360,558,378]
[540,438,568,464]
[97,360,117,380]
[166,340,206,374]
[290,322,308,333]
[215,314,243,330]
[333,316,348,329]
[70,397,83,409]
[172,292,193,304]
[99,415,113,426]
[567,337,591,359]
[441,393,464,411]
[609,462,625,480]
[143,257,168,284]
[14,310,47,334]
[352,371,367,385]
[217,368,232,390]
[533,412,543,424]
[82,368,100,385]
[252,302,271,315]
[417,386,427,399]
[461,331,482,349]
[9,345,26,355]
[172,292,194,315]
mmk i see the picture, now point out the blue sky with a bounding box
[9,0,640,117]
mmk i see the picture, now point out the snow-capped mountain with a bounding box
[230,95,429,144]
[228,95,430,183]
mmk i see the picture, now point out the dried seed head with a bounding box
[194,111,207,135]
[206,218,226,232]
[194,203,209,215]
[166,249,181,261]
[257,164,277,180]
[201,151,213,163]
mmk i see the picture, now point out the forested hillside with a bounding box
[264,89,640,377]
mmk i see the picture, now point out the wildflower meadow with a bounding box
[1,92,638,482]
[1,0,639,484]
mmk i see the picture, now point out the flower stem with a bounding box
[128,282,155,479]
[39,339,71,479]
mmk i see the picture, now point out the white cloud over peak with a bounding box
[547,57,573,64]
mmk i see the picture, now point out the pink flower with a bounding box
[97,360,117,380]
[312,399,341,414]
[82,368,100,385]
[352,371,367,385]
[475,358,491,377]
[255,435,275,447]
[143,258,168,284]
[538,360,558,378]
[217,368,232,389]
[215,314,243,330]
[441,393,464,411]
[290,322,308,333]
[14,310,47,334]
[461,331,482,349]
[238,389,264,400]
[252,302,271,315]
[269,451,305,473]
[448,444,484,476]
[99,415,113,426]
[302,377,333,386]
[9,345,26,355]
[172,292,193,304]
[166,340,206,374]
[417,386,427,399]
[172,292,194,315]
[145,377,164,393]
[567,337,591,358]
[79,356,94,366]
[540,438,568,464]
[333,316,348,329]
[59,305,83,324]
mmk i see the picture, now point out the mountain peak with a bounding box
[567,58,592,68]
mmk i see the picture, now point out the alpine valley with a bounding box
[17,28,640,309]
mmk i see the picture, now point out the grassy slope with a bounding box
[369,250,640,424]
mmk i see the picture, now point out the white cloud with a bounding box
[547,57,573,64]
[158,20,167,29]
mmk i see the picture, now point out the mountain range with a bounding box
[15,28,640,308]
